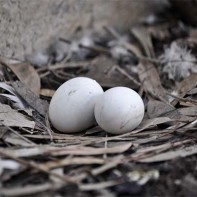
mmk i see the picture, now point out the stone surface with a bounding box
[0,0,167,60]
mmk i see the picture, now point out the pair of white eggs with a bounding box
[49,77,144,135]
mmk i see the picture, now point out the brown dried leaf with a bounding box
[132,135,171,145]
[132,117,173,134]
[50,142,132,156]
[139,144,197,163]
[84,56,139,89]
[1,143,131,158]
[164,110,195,122]
[131,26,155,58]
[183,119,197,129]
[3,132,34,146]
[179,102,197,107]
[1,183,53,197]
[1,146,51,157]
[5,63,41,95]
[138,60,167,100]
[171,74,197,106]
[147,100,175,118]
[73,156,124,182]
[40,89,55,97]
[187,88,197,95]
[130,27,167,101]
[12,81,49,116]
[0,103,35,128]
[79,180,122,191]
[41,157,105,170]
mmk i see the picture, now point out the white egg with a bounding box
[49,77,103,133]
[94,87,144,134]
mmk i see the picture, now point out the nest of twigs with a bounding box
[1,14,197,197]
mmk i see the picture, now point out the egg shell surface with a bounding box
[49,77,103,133]
[94,87,144,134]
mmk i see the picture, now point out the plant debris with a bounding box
[1,4,197,197]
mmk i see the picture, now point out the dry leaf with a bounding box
[147,100,175,118]
[40,89,55,97]
[84,56,139,88]
[0,103,35,128]
[164,110,195,122]
[4,62,40,95]
[12,81,49,116]
[40,157,105,170]
[73,156,124,182]
[0,183,53,197]
[187,88,197,95]
[3,132,34,146]
[1,146,48,157]
[132,117,173,134]
[131,26,155,58]
[50,142,132,156]
[139,144,197,163]
[0,82,27,109]
[1,142,131,158]
[138,60,167,100]
[79,180,122,191]
[130,27,167,101]
[171,74,197,106]
[0,159,21,176]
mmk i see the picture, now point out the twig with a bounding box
[129,139,192,161]
[39,71,50,78]
[58,38,72,44]
[45,111,53,141]
[167,92,197,105]
[4,125,36,145]
[0,150,77,184]
[79,179,125,191]
[0,183,57,196]
[103,26,120,39]
[48,61,89,71]
[114,65,141,87]
[149,91,174,108]
[103,132,108,159]
[79,44,110,55]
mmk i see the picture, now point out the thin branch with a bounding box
[0,150,77,184]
